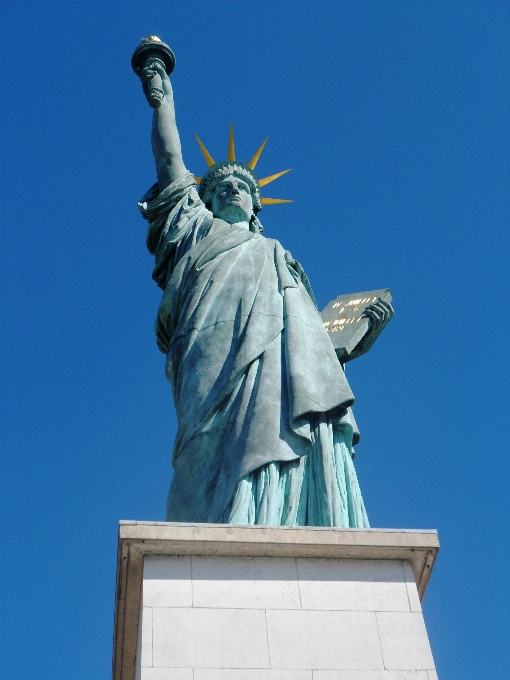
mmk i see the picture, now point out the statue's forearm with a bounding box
[342,335,376,363]
[151,87,186,191]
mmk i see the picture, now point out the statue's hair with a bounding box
[198,161,262,214]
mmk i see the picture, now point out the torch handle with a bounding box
[142,56,166,109]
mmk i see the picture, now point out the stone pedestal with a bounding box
[113,522,439,680]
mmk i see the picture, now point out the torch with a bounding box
[131,36,176,108]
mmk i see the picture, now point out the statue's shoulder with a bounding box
[262,236,281,246]
[263,236,288,255]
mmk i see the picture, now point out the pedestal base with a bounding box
[113,522,439,680]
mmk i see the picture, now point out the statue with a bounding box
[133,38,394,526]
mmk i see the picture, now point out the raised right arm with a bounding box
[141,62,187,192]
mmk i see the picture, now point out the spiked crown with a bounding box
[194,124,293,211]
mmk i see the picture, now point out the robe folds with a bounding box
[139,172,369,526]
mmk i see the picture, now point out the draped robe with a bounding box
[140,172,369,526]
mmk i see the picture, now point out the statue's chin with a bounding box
[214,205,251,225]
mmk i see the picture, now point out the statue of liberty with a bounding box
[135,39,393,527]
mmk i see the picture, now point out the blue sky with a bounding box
[1,2,509,678]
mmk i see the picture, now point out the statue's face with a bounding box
[211,175,253,224]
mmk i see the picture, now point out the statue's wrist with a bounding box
[155,94,174,110]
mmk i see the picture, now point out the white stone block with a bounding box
[266,610,383,670]
[297,558,410,612]
[143,556,192,608]
[152,607,270,669]
[141,670,192,680]
[191,555,301,609]
[141,607,153,668]
[402,561,422,612]
[376,612,435,670]
[427,672,438,680]
[195,671,312,680]
[313,671,429,679]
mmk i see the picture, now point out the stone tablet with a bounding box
[321,288,393,361]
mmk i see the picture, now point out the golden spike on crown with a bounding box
[248,137,268,169]
[227,123,236,161]
[193,127,292,206]
[194,133,215,167]
[259,169,291,187]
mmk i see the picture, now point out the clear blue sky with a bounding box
[1,2,509,678]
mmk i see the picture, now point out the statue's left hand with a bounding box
[363,298,394,334]
[344,297,394,362]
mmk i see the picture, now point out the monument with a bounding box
[112,37,439,680]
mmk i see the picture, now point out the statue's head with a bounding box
[194,128,292,232]
[199,162,262,224]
